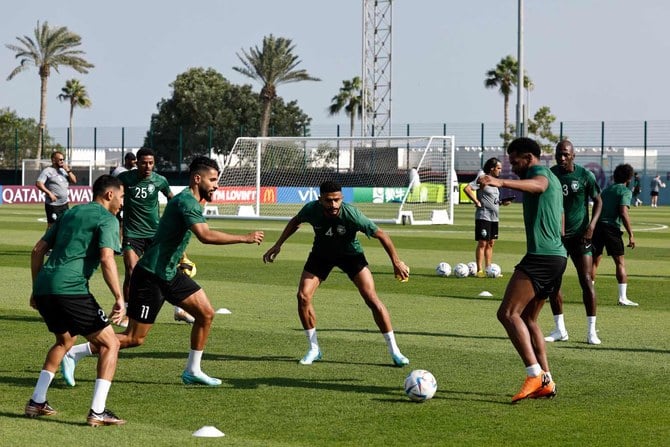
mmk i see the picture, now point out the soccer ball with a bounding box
[485,263,502,278]
[404,369,438,402]
[467,261,478,276]
[179,256,197,278]
[453,263,469,278]
[435,262,451,277]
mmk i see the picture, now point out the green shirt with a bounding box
[599,183,632,228]
[522,165,567,257]
[550,164,600,237]
[297,201,378,257]
[138,189,206,280]
[34,202,120,296]
[117,170,171,238]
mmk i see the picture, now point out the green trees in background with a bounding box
[57,78,91,160]
[233,34,320,137]
[146,67,311,168]
[5,21,93,163]
[528,106,560,152]
[328,76,366,137]
[0,108,55,168]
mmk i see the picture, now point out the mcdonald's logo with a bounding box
[261,187,277,204]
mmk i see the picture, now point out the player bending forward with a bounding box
[263,180,410,366]
[62,156,264,387]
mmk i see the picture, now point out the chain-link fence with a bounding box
[2,121,669,185]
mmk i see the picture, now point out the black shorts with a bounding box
[304,252,368,281]
[592,224,624,257]
[127,266,201,324]
[122,237,153,257]
[562,235,593,260]
[34,294,109,336]
[474,220,499,241]
[651,191,659,197]
[45,203,69,224]
[514,254,567,299]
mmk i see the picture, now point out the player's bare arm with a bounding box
[373,229,409,280]
[584,194,603,240]
[29,239,50,309]
[479,174,548,194]
[191,222,264,246]
[620,205,635,249]
[99,247,124,323]
[263,216,302,263]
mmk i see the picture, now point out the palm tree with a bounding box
[328,76,365,137]
[57,78,92,161]
[233,34,320,137]
[484,55,520,146]
[6,21,94,162]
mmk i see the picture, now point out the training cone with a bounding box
[193,426,225,437]
[216,308,232,314]
[478,291,493,297]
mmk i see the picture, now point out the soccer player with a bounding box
[111,152,137,177]
[592,163,638,306]
[463,157,512,277]
[544,140,603,345]
[478,137,566,402]
[27,174,126,426]
[35,150,77,229]
[262,180,410,367]
[62,156,264,386]
[649,174,666,207]
[115,147,192,326]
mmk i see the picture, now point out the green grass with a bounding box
[0,204,669,446]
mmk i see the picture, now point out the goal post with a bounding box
[210,136,456,224]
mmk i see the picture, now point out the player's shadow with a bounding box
[314,327,507,341]
[0,410,88,427]
[0,314,42,323]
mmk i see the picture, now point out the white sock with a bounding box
[587,316,597,334]
[383,331,401,356]
[69,342,93,363]
[618,283,627,301]
[305,328,319,352]
[90,379,111,414]
[526,363,542,377]
[553,314,567,333]
[185,349,204,375]
[31,370,55,403]
[544,371,553,382]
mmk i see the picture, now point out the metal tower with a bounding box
[361,0,393,137]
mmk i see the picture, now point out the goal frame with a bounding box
[208,135,456,225]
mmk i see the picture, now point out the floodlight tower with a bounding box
[361,0,393,137]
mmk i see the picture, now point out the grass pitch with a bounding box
[0,203,668,446]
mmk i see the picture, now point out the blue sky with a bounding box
[1,0,668,129]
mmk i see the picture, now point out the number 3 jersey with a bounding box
[297,200,378,257]
[117,170,171,238]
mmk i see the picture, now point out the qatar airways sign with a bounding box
[1,185,93,204]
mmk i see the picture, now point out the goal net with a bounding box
[210,136,456,225]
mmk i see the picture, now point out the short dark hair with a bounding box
[319,181,342,194]
[189,156,220,176]
[483,157,501,174]
[124,152,136,160]
[612,163,634,184]
[51,151,64,160]
[507,137,541,157]
[93,174,122,198]
[136,147,155,159]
